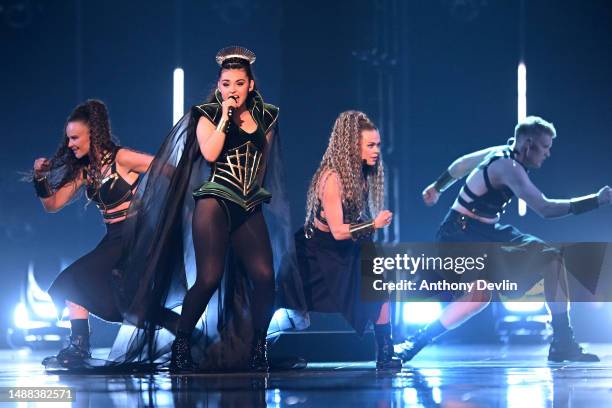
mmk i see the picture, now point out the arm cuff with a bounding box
[33,176,53,198]
[569,194,599,215]
[433,169,456,193]
[349,220,375,241]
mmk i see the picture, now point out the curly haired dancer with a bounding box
[295,110,401,370]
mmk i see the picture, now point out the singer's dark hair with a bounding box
[219,57,255,81]
[206,57,259,103]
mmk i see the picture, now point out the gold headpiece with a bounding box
[215,46,256,66]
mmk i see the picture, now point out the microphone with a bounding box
[228,96,238,118]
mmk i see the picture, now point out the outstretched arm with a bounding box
[502,160,612,218]
[422,145,507,206]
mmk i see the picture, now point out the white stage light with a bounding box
[517,62,527,216]
[402,302,442,324]
[502,301,545,313]
[173,68,184,125]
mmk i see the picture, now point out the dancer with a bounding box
[296,110,401,370]
[32,99,154,367]
[396,116,611,362]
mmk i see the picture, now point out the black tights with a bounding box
[177,198,275,335]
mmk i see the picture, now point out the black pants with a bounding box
[437,209,561,298]
[177,197,275,334]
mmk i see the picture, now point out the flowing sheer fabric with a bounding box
[108,98,308,371]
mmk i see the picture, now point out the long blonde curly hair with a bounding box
[305,111,385,229]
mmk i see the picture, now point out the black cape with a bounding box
[107,91,309,370]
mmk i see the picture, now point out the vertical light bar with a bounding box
[173,68,184,125]
[517,62,527,121]
[517,62,527,216]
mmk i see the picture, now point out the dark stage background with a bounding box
[1,0,611,348]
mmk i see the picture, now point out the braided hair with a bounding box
[305,111,385,229]
[46,99,118,190]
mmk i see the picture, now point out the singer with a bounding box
[165,46,280,372]
[106,46,291,373]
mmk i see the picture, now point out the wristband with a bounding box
[349,220,375,241]
[216,118,229,132]
[34,176,53,198]
[433,169,456,193]
[569,194,599,215]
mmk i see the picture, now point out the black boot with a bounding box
[548,329,599,362]
[170,334,196,373]
[374,324,402,370]
[249,330,269,372]
[55,334,91,368]
[394,332,429,363]
[548,313,599,362]
[394,320,446,362]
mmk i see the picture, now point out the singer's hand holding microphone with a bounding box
[222,96,239,118]
[218,96,239,133]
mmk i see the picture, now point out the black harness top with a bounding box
[85,148,136,220]
[457,148,526,219]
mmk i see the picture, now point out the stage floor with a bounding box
[0,344,610,407]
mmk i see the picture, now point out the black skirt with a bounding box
[294,228,382,335]
[47,222,125,323]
